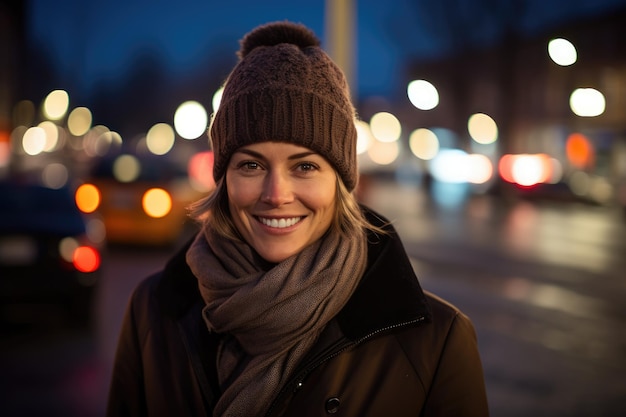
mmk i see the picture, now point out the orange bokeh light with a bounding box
[566,133,594,169]
[142,188,172,218]
[75,183,101,213]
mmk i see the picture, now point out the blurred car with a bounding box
[88,153,203,246]
[0,180,103,327]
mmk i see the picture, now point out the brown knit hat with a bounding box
[209,21,358,191]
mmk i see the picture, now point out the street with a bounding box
[365,180,626,416]
[1,178,625,416]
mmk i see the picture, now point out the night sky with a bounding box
[26,0,626,104]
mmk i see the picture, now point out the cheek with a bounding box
[227,186,254,233]
[226,178,256,208]
[303,183,336,212]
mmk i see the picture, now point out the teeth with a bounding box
[259,217,301,228]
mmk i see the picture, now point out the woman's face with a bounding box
[226,142,337,263]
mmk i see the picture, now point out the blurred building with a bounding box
[404,6,626,141]
[401,5,626,206]
[0,1,26,134]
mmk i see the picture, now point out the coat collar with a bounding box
[336,207,431,341]
[156,206,431,339]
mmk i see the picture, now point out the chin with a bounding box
[260,253,292,264]
[257,247,299,264]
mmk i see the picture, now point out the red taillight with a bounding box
[73,246,101,273]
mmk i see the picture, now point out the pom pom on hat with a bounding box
[238,21,320,58]
[210,21,359,191]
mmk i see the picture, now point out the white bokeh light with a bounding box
[43,89,70,120]
[174,101,208,140]
[468,113,498,145]
[355,120,374,155]
[407,79,439,110]
[570,88,605,117]
[22,127,47,155]
[409,128,439,160]
[212,87,224,113]
[369,112,401,143]
[548,38,577,66]
[146,123,175,155]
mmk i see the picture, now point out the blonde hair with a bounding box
[187,173,386,241]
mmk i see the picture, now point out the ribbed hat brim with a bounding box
[210,87,357,190]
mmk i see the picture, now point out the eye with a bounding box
[237,160,262,171]
[296,162,318,172]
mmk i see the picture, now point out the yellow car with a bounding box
[87,153,204,246]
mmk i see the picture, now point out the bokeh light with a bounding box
[113,154,141,182]
[569,170,590,196]
[22,126,46,155]
[188,151,215,192]
[468,113,498,145]
[174,101,208,140]
[499,154,516,183]
[0,131,10,167]
[38,121,59,152]
[84,127,122,157]
[570,88,605,117]
[67,107,93,136]
[548,158,564,184]
[367,140,399,165]
[73,246,101,273]
[142,188,172,218]
[407,79,439,110]
[42,163,69,189]
[548,38,577,66]
[212,87,224,112]
[369,112,401,143]
[355,120,374,155]
[409,128,439,160]
[510,154,551,187]
[566,133,594,169]
[146,123,175,155]
[59,237,79,263]
[430,149,469,183]
[75,183,101,213]
[86,218,107,244]
[43,89,69,120]
[466,154,493,184]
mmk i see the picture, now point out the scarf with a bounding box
[186,225,367,417]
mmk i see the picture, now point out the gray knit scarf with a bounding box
[185,225,367,417]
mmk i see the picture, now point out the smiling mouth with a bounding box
[258,216,302,229]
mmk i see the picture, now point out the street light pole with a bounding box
[325,0,357,101]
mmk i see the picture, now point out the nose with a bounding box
[261,171,294,206]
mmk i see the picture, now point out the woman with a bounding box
[107,21,489,417]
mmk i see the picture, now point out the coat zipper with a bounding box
[263,315,427,417]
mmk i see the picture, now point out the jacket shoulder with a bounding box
[394,291,488,415]
[423,290,467,323]
[404,290,479,351]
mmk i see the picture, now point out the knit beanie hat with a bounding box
[209,21,358,191]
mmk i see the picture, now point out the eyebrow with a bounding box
[234,148,317,160]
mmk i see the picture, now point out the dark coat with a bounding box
[107,210,489,417]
